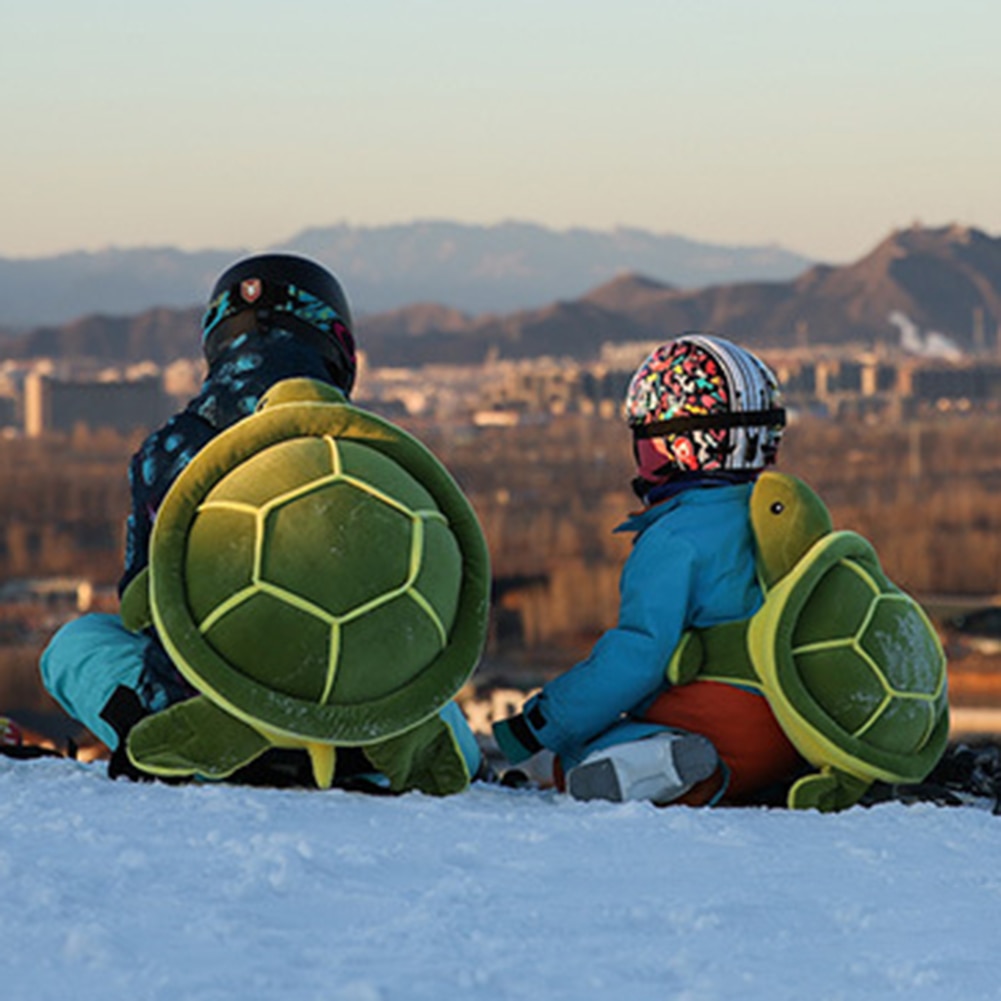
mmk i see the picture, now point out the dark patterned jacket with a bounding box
[121,328,345,594]
[119,328,347,711]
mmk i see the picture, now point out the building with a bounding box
[23,371,170,437]
[0,576,94,613]
[0,395,16,428]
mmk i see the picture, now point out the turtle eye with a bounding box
[770,501,784,515]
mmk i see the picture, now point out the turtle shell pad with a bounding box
[749,531,948,784]
[149,400,490,745]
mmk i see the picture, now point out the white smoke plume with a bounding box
[887,311,962,359]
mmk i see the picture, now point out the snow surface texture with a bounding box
[3,757,1000,1001]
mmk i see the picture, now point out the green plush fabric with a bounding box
[666,620,759,689]
[120,568,152,632]
[127,696,271,780]
[144,379,490,747]
[787,769,870,813]
[750,472,833,589]
[118,378,489,795]
[664,472,949,811]
[125,695,470,795]
[255,378,347,410]
[752,529,949,788]
[364,714,471,796]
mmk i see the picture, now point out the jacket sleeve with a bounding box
[519,521,697,758]
[118,413,216,595]
[120,451,154,597]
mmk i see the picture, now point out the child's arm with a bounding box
[120,453,154,596]
[119,413,216,595]
[495,524,697,763]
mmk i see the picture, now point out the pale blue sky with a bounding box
[3,0,999,261]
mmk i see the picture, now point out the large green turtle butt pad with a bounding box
[123,378,490,793]
[666,472,949,812]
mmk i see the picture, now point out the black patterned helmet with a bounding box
[624,333,785,484]
[201,254,356,393]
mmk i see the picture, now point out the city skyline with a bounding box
[4,0,1000,263]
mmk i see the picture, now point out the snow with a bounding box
[3,757,1000,1001]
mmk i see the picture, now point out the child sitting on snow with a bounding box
[40,253,482,785]
[493,333,803,806]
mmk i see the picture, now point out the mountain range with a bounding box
[1,224,998,367]
[0,221,810,329]
[362,223,1000,366]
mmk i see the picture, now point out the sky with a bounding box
[3,0,1000,263]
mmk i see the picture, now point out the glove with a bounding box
[100,685,160,782]
[493,712,545,766]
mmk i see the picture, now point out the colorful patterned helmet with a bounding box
[201,254,357,393]
[624,333,785,484]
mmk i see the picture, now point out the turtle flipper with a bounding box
[787,768,870,813]
[364,715,470,796]
[666,620,760,689]
[666,631,706,685]
[120,567,152,632]
[127,696,272,780]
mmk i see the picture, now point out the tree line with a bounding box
[1,413,1000,597]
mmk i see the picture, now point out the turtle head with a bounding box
[256,377,347,412]
[751,472,833,589]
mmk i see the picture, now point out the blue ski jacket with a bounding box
[517,482,764,761]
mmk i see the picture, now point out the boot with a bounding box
[567,732,718,805]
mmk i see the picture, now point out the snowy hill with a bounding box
[4,757,999,1001]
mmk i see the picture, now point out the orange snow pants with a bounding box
[641,680,804,805]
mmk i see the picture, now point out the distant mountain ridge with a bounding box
[361,224,1001,365]
[0,220,810,329]
[288,220,810,318]
[2,224,998,367]
[0,308,203,366]
[593,223,1001,354]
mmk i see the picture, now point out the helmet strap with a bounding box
[631,408,786,439]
